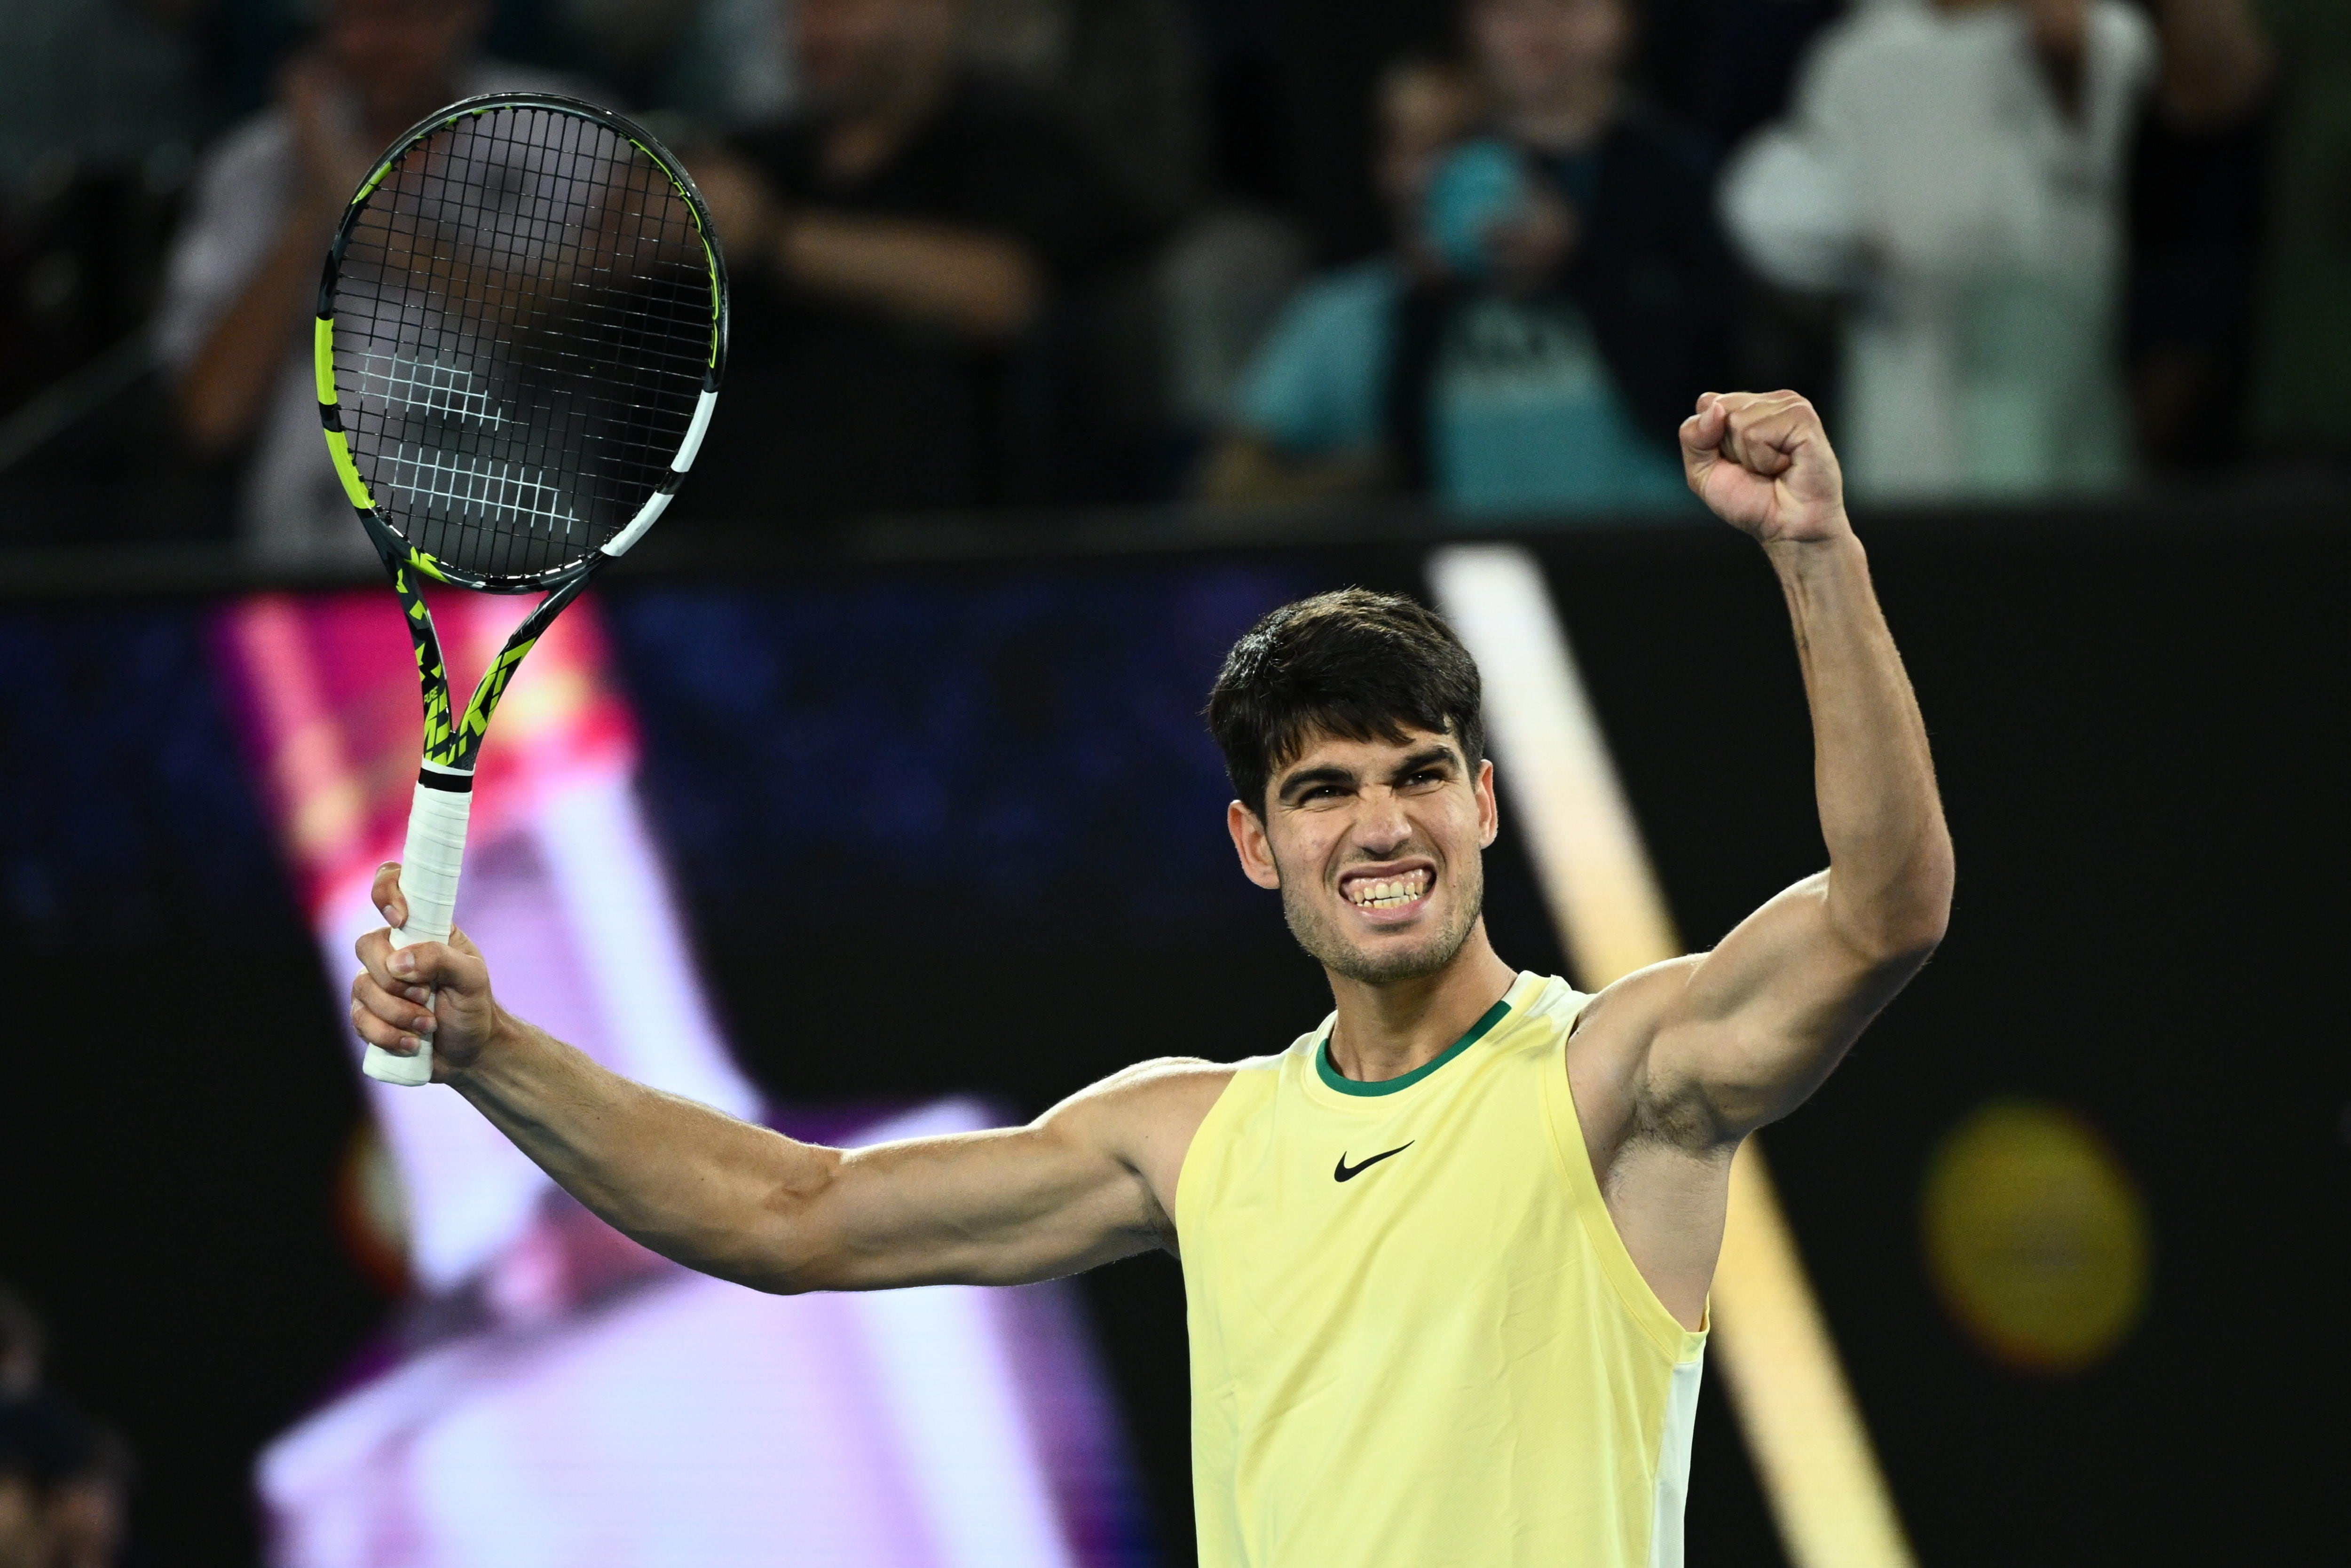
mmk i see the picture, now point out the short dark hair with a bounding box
[1207,588,1485,816]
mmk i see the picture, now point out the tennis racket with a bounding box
[316,93,728,1085]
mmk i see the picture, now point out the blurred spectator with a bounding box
[956,0,1223,491]
[154,0,576,567]
[0,1395,128,1568]
[1205,0,1734,520]
[683,0,1159,528]
[0,1287,128,1568]
[2246,0,2351,463]
[2125,0,2275,474]
[0,1,202,427]
[1722,0,2158,503]
[959,0,1206,226]
[1156,209,1313,469]
[1197,57,1481,503]
[544,0,797,129]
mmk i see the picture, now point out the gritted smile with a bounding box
[1343,866,1432,910]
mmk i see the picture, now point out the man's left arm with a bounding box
[1617,391,1955,1142]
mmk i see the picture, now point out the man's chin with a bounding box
[1318,929,1466,986]
[1280,881,1483,987]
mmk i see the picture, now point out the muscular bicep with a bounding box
[749,1058,1226,1293]
[794,1121,1161,1291]
[1637,870,1934,1143]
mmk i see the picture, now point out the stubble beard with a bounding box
[1279,856,1486,985]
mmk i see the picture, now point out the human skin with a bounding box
[1463,0,1633,291]
[1470,0,1631,152]
[176,0,487,452]
[349,389,1952,1331]
[687,0,1042,340]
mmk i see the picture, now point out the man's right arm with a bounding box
[350,866,1223,1293]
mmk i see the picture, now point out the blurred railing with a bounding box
[0,476,2341,601]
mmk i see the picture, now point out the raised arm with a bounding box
[1591,392,1952,1148]
[348,867,1226,1292]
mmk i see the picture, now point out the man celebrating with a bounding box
[349,392,1951,1568]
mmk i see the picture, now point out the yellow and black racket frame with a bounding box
[313,92,728,775]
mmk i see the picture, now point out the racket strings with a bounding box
[333,104,711,583]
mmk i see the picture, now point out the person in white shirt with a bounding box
[154,0,575,566]
[1720,0,2156,502]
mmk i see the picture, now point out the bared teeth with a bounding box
[1348,869,1430,908]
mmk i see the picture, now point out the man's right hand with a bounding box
[350,861,504,1082]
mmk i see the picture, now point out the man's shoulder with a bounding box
[1048,1055,1260,1181]
[1095,1052,1274,1103]
[1088,1048,1289,1123]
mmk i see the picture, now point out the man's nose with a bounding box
[1354,787,1412,856]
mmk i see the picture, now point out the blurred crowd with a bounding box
[0,1286,126,1568]
[0,0,2343,554]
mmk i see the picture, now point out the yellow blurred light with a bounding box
[1923,1099,2150,1374]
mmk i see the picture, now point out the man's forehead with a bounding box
[1276,723,1461,777]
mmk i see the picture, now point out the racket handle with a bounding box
[364,778,473,1087]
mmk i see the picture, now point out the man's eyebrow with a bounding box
[1390,745,1461,778]
[1276,764,1359,802]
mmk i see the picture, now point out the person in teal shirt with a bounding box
[1205,0,1734,522]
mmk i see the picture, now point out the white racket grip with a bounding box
[363,780,473,1087]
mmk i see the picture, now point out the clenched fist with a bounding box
[1680,391,1848,546]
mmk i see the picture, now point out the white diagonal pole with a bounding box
[1429,543,1915,1568]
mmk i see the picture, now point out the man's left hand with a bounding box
[1680,390,1848,545]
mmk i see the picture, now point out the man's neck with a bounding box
[1323,924,1519,1085]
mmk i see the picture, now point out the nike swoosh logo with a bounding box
[1333,1143,1413,1182]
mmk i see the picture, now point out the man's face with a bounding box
[326,0,484,126]
[1468,0,1631,112]
[1375,65,1483,216]
[1229,725,1498,985]
[796,0,961,114]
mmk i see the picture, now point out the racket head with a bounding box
[317,94,728,593]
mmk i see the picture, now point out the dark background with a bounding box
[1,505,2343,1564]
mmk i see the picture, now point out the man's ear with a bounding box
[1475,758,1499,849]
[1228,799,1283,890]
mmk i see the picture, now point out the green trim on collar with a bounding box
[1317,995,1512,1097]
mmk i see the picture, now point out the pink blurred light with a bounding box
[212,590,1128,1568]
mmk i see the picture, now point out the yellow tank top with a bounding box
[1176,970,1707,1568]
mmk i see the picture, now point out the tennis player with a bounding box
[350,389,1952,1568]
